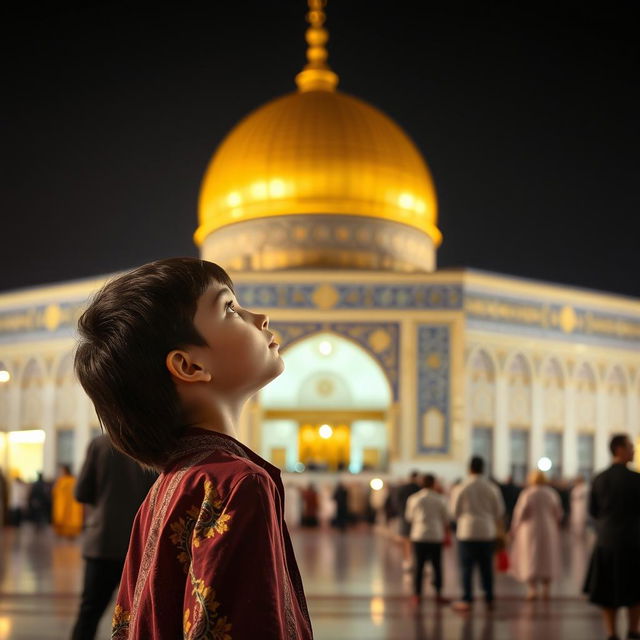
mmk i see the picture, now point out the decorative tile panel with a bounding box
[416,324,451,455]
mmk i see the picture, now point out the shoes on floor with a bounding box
[451,600,472,612]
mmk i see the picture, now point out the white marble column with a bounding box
[73,386,91,473]
[595,387,609,471]
[530,379,544,469]
[41,381,56,478]
[563,380,578,478]
[494,374,509,479]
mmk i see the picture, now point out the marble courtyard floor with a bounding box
[0,524,604,639]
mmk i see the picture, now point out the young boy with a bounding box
[75,257,313,640]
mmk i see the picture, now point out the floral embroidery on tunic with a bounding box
[169,479,233,639]
[169,480,231,571]
[111,604,131,639]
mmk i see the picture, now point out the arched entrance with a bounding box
[259,332,392,473]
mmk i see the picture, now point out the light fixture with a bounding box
[370,478,384,491]
[319,424,333,439]
[537,457,552,472]
[8,430,45,444]
[0,370,10,383]
[318,340,333,356]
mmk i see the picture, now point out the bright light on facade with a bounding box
[0,370,10,383]
[318,340,333,356]
[226,191,242,207]
[8,429,45,444]
[537,457,552,472]
[370,478,384,491]
[319,424,333,439]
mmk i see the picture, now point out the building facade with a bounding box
[1,1,639,483]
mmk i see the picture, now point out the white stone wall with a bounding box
[466,339,640,480]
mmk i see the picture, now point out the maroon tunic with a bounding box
[112,428,313,639]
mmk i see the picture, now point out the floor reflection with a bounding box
[0,524,602,640]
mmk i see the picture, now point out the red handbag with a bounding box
[496,549,510,572]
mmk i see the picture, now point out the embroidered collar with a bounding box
[165,427,282,481]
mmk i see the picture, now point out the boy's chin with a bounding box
[259,358,285,389]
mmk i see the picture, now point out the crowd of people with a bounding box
[0,464,84,536]
[1,431,639,640]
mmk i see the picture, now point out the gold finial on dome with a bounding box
[295,0,339,92]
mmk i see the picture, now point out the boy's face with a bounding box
[189,281,284,395]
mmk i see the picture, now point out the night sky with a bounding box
[2,2,639,297]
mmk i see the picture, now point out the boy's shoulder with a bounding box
[166,444,275,500]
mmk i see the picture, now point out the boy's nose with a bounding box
[257,313,269,329]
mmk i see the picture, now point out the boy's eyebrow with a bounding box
[212,286,233,304]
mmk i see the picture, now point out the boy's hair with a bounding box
[74,258,233,469]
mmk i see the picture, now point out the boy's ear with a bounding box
[166,349,212,383]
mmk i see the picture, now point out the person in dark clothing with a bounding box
[499,476,521,530]
[584,433,640,640]
[70,434,156,640]
[396,471,421,570]
[333,481,349,531]
[28,472,51,528]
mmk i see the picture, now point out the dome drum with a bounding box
[200,215,435,272]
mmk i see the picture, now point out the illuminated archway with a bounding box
[260,332,392,472]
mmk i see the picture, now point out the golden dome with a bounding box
[195,0,441,258]
[196,89,440,247]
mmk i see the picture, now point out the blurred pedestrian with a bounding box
[396,471,421,570]
[570,476,589,536]
[450,456,505,612]
[509,470,563,600]
[499,476,521,530]
[51,464,83,538]
[333,481,349,531]
[28,471,51,528]
[8,476,29,526]
[70,434,156,640]
[584,433,640,640]
[0,468,7,526]
[301,483,319,527]
[405,473,450,605]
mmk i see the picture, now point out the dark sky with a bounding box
[2,2,639,296]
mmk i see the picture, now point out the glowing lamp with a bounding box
[370,478,384,491]
[537,457,552,472]
[318,340,333,356]
[319,424,333,439]
[0,370,10,383]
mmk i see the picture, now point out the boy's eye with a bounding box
[225,301,239,315]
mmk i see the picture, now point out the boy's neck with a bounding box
[185,396,246,440]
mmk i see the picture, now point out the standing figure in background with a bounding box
[51,464,83,538]
[396,471,421,571]
[0,469,7,526]
[333,481,349,532]
[450,456,505,612]
[509,470,563,600]
[584,433,640,640]
[499,476,521,530]
[8,476,29,527]
[570,476,589,536]
[29,472,51,528]
[70,434,156,640]
[301,483,319,527]
[405,474,450,605]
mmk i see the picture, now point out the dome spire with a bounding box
[295,0,339,92]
